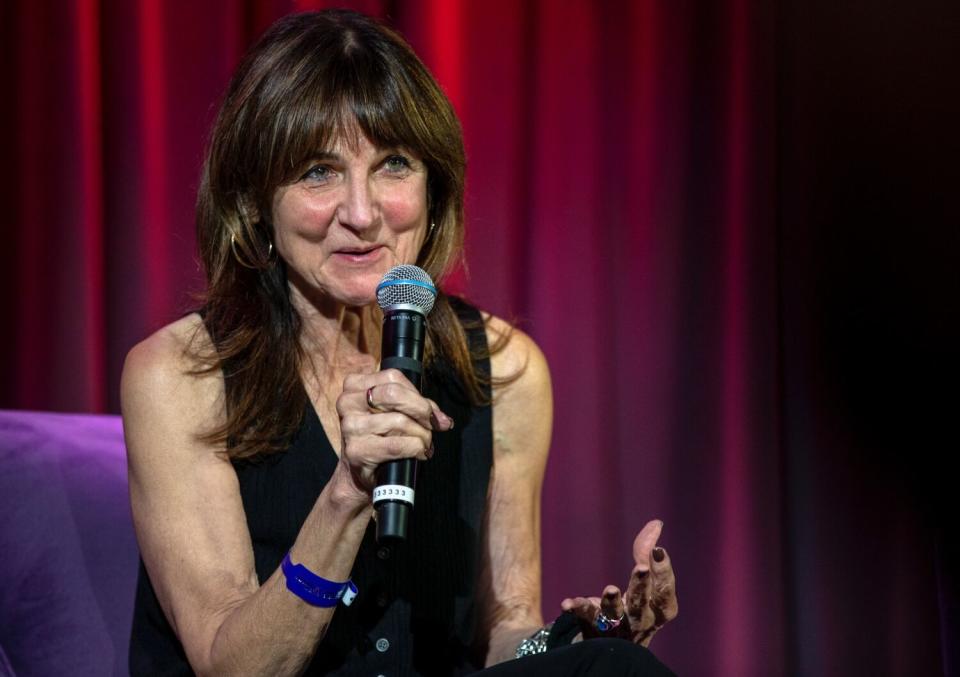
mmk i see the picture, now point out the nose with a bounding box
[338,174,377,231]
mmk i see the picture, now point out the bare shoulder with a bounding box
[121,313,225,451]
[482,313,552,459]
[122,313,214,396]
[482,312,551,403]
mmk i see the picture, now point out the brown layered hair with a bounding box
[193,10,494,459]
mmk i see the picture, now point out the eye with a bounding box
[383,154,413,173]
[300,164,334,183]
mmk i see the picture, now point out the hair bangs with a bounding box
[349,72,429,157]
[267,50,434,192]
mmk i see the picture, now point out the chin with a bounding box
[330,281,379,309]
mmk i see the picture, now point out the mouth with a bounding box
[333,245,385,262]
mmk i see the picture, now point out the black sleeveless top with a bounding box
[130,300,493,676]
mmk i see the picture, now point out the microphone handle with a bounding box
[374,310,426,543]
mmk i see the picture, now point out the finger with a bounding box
[427,398,454,430]
[600,585,625,620]
[626,520,663,610]
[624,574,657,647]
[343,369,417,395]
[341,411,432,447]
[559,596,599,618]
[599,585,632,638]
[651,546,673,580]
[344,433,433,463]
[632,519,664,569]
[342,374,453,430]
[625,564,652,616]
[375,388,452,430]
[650,547,679,624]
[340,382,433,428]
[372,381,433,422]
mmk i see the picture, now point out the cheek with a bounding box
[273,199,333,244]
[385,195,428,256]
[382,191,427,229]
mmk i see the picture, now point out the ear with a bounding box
[236,194,261,228]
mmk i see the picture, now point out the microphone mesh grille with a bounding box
[376,265,437,314]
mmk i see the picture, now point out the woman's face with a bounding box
[271,130,429,309]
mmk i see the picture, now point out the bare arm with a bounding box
[473,318,679,662]
[123,315,443,675]
[477,317,553,666]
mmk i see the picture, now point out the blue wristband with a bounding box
[281,552,358,608]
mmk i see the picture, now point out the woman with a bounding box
[122,10,677,675]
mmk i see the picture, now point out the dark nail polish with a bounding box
[652,547,665,563]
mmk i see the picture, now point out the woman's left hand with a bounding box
[560,519,678,647]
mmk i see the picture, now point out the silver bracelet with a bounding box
[515,624,552,658]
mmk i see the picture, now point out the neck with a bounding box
[289,282,381,368]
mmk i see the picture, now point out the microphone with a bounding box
[373,264,437,543]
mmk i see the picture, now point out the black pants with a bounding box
[476,639,675,676]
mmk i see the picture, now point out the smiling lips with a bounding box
[334,245,384,262]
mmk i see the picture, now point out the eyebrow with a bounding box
[310,147,412,163]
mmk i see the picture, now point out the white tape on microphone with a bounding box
[372,484,415,506]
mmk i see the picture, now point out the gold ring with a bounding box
[366,386,379,411]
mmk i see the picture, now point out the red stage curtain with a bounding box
[2,1,956,674]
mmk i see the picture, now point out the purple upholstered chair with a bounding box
[0,410,137,677]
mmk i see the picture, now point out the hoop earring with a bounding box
[429,220,437,235]
[230,232,274,269]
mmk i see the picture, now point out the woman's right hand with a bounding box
[334,368,454,503]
